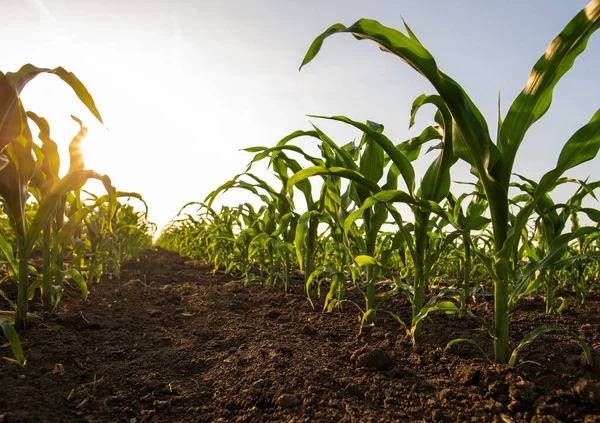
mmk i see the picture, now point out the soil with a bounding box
[1,247,599,423]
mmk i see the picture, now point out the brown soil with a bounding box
[1,247,599,423]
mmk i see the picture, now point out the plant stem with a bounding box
[16,246,29,330]
[463,236,471,307]
[305,214,319,286]
[412,210,429,343]
[489,188,510,364]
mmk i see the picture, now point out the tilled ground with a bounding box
[0,247,599,422]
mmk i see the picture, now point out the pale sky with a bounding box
[2,0,599,232]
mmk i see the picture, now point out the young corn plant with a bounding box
[26,113,99,306]
[206,171,298,286]
[446,186,490,308]
[243,129,351,289]
[287,113,462,335]
[513,178,600,312]
[284,121,398,323]
[564,217,600,302]
[300,0,600,363]
[244,130,371,303]
[78,192,149,284]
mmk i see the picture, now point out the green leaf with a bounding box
[0,318,25,365]
[305,269,324,309]
[0,78,36,234]
[294,211,314,271]
[0,232,18,281]
[67,115,87,174]
[27,111,61,197]
[501,110,600,261]
[396,126,442,162]
[354,254,381,267]
[288,165,381,196]
[310,115,415,193]
[65,269,88,300]
[498,1,600,178]
[358,120,385,197]
[521,227,600,282]
[300,19,496,188]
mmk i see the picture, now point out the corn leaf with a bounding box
[0,318,25,365]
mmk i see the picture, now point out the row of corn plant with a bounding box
[159,1,600,366]
[0,64,151,364]
[297,0,600,364]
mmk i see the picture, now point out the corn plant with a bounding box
[206,171,298,285]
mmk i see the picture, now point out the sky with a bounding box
[1,0,599,233]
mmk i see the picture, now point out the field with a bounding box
[0,247,598,422]
[1,2,600,422]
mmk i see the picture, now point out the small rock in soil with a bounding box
[276,394,302,408]
[351,348,394,371]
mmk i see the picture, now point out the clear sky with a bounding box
[2,0,599,232]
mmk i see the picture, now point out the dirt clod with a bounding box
[351,348,395,370]
[276,394,302,408]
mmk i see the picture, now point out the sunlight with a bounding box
[585,0,600,20]
[544,36,561,60]
[79,125,112,178]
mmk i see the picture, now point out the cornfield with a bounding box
[1,1,600,422]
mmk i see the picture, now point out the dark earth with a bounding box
[1,247,599,422]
